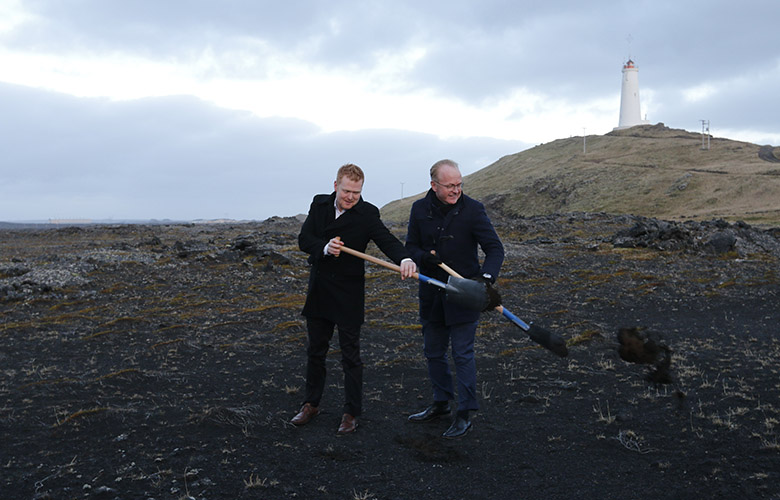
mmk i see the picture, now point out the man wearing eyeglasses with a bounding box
[405,159,504,438]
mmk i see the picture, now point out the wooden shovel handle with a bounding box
[338,244,421,280]
[437,261,463,279]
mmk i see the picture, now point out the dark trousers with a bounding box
[304,316,363,417]
[422,318,479,412]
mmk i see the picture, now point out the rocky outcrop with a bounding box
[2,214,778,302]
[611,216,780,257]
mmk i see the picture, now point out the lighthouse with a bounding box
[614,59,649,130]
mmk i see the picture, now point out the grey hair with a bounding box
[429,159,460,181]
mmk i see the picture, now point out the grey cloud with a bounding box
[0,83,528,221]
[1,1,777,222]
[8,1,779,108]
[651,71,780,138]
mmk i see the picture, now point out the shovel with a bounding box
[437,262,568,357]
[336,245,489,312]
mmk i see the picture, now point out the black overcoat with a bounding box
[299,193,409,328]
[406,189,504,325]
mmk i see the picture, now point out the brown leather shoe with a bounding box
[290,403,319,426]
[337,413,358,435]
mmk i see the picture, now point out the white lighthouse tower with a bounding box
[614,59,649,130]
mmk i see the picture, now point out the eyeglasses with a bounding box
[433,180,464,191]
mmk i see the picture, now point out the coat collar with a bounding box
[425,188,465,213]
[317,191,367,214]
[318,192,368,231]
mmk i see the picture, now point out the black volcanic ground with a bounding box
[1,213,779,499]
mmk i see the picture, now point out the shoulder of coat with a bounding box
[353,198,379,215]
[461,193,484,209]
[313,193,334,205]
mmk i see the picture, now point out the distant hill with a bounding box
[381,124,780,226]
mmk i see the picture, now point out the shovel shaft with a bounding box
[437,261,462,278]
[339,245,404,273]
[338,245,448,290]
[496,305,530,331]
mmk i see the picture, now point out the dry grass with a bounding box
[382,125,780,226]
[54,407,109,427]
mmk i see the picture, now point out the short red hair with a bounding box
[336,163,365,184]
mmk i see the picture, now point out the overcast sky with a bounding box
[1,0,778,222]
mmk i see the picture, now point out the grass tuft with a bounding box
[55,407,109,427]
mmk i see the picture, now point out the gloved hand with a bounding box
[421,252,442,268]
[476,275,502,311]
[420,252,448,282]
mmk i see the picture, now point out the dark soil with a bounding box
[1,213,779,500]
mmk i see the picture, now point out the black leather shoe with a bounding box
[442,416,472,438]
[408,402,451,423]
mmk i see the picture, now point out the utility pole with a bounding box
[400,182,405,199]
[583,127,587,154]
[700,120,710,150]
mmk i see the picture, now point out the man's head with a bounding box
[334,163,365,212]
[430,159,463,205]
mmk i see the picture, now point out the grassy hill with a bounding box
[381,124,780,226]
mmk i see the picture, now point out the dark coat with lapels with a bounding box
[299,192,410,328]
[405,189,504,325]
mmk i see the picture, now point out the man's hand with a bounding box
[326,237,344,256]
[399,258,416,280]
[476,275,502,311]
[421,250,449,282]
[421,251,442,268]
[483,283,502,311]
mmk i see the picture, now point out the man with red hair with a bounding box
[292,164,416,435]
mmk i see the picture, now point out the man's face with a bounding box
[334,176,364,212]
[431,165,463,205]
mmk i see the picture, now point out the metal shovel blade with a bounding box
[444,276,489,311]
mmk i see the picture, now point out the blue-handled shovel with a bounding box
[438,262,568,357]
[337,245,488,312]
